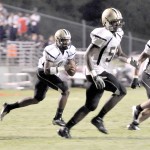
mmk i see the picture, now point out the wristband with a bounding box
[49,67,58,74]
[90,70,97,77]
[50,67,65,74]
[134,75,138,78]
[127,58,131,64]
[58,67,65,72]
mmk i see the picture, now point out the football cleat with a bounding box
[52,118,66,126]
[127,124,140,131]
[91,117,108,134]
[127,124,140,130]
[0,103,10,121]
[132,106,140,121]
[57,127,71,139]
[127,120,140,130]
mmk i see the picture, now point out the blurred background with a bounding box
[0,0,149,89]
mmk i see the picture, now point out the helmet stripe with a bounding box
[63,29,70,35]
[112,8,122,18]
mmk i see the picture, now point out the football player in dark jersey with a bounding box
[57,8,138,138]
[127,40,150,130]
[0,29,76,127]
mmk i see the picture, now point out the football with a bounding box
[65,60,76,76]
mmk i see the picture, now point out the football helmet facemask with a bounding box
[55,29,71,50]
[102,8,124,32]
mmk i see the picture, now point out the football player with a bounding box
[127,40,150,130]
[0,29,76,127]
[57,7,138,138]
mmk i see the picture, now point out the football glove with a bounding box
[93,75,105,90]
[131,78,140,89]
[128,57,139,69]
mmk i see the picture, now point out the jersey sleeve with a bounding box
[90,28,110,47]
[67,45,76,59]
[43,47,53,62]
[144,40,150,55]
[44,46,60,62]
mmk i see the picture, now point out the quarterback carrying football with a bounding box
[58,7,138,138]
[0,29,76,127]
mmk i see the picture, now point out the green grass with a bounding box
[0,87,150,150]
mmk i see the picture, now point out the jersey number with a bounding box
[105,47,116,62]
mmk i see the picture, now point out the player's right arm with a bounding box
[85,43,106,90]
[85,44,98,74]
[85,28,109,89]
[135,51,148,75]
[43,46,58,75]
[131,50,148,89]
[44,60,54,75]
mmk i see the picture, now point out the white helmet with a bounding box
[102,8,124,32]
[55,29,71,49]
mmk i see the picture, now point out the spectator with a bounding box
[0,3,8,17]
[17,13,28,40]
[7,13,19,41]
[28,8,41,35]
[0,12,6,41]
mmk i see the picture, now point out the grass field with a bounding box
[0,87,150,150]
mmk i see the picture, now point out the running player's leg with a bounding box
[138,72,150,123]
[53,81,70,126]
[0,78,48,121]
[58,75,104,138]
[128,72,150,130]
[92,72,127,133]
[41,72,70,126]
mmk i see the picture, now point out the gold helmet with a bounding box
[55,29,71,49]
[102,8,124,32]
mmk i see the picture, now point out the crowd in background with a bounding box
[0,3,55,48]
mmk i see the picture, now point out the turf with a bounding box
[0,87,150,150]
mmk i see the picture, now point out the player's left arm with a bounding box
[117,45,128,61]
[117,45,139,68]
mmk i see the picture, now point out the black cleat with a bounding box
[0,103,10,121]
[91,117,108,134]
[127,121,140,130]
[57,127,71,139]
[52,118,66,126]
[132,106,140,121]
